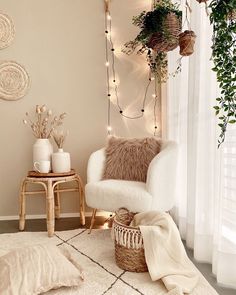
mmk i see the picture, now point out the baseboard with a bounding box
[0,211,108,221]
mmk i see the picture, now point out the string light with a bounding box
[153,73,158,136]
[105,9,111,135]
[104,1,159,135]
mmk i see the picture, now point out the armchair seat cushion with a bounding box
[85,179,152,213]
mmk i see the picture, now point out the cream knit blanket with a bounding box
[130,211,199,295]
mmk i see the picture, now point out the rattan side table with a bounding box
[19,169,85,237]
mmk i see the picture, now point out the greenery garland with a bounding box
[209,0,236,146]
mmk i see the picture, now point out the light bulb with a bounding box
[107,126,112,132]
[150,77,155,81]
[105,61,109,67]
[103,221,109,229]
[152,94,157,98]
[107,14,111,20]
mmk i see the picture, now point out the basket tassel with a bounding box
[113,223,144,249]
[127,232,131,249]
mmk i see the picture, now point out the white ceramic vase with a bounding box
[52,148,71,173]
[33,139,53,171]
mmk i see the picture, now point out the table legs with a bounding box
[19,180,48,232]
[76,175,85,226]
[19,180,27,231]
[46,179,55,237]
[19,175,85,237]
[54,184,60,219]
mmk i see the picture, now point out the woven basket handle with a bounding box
[116,207,130,215]
[115,207,134,226]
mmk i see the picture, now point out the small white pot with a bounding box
[52,149,71,173]
[33,139,53,171]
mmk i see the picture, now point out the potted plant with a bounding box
[122,0,182,82]
[179,30,197,56]
[23,105,66,170]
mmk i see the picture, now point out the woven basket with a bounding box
[179,30,196,56]
[147,12,181,53]
[112,208,148,273]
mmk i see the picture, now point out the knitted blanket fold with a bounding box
[130,211,199,295]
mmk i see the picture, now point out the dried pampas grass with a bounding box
[23,104,67,139]
[52,130,68,149]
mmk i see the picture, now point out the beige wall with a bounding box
[0,0,161,217]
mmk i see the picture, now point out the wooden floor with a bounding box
[0,216,235,295]
[0,216,107,233]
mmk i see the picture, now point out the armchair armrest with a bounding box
[87,148,105,183]
[146,141,178,211]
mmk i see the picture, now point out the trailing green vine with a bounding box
[209,0,236,146]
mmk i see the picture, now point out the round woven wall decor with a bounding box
[0,61,30,101]
[0,13,15,49]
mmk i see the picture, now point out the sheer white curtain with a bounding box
[166,0,236,288]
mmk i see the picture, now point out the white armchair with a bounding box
[85,141,178,232]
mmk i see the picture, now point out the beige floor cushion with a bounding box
[0,244,83,295]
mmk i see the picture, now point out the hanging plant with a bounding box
[209,0,236,146]
[122,0,182,82]
[179,30,196,56]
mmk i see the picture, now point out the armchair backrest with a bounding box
[146,140,178,211]
[87,148,106,183]
[87,140,177,185]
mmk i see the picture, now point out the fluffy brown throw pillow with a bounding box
[102,136,161,182]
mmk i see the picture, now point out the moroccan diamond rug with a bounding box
[0,229,218,295]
